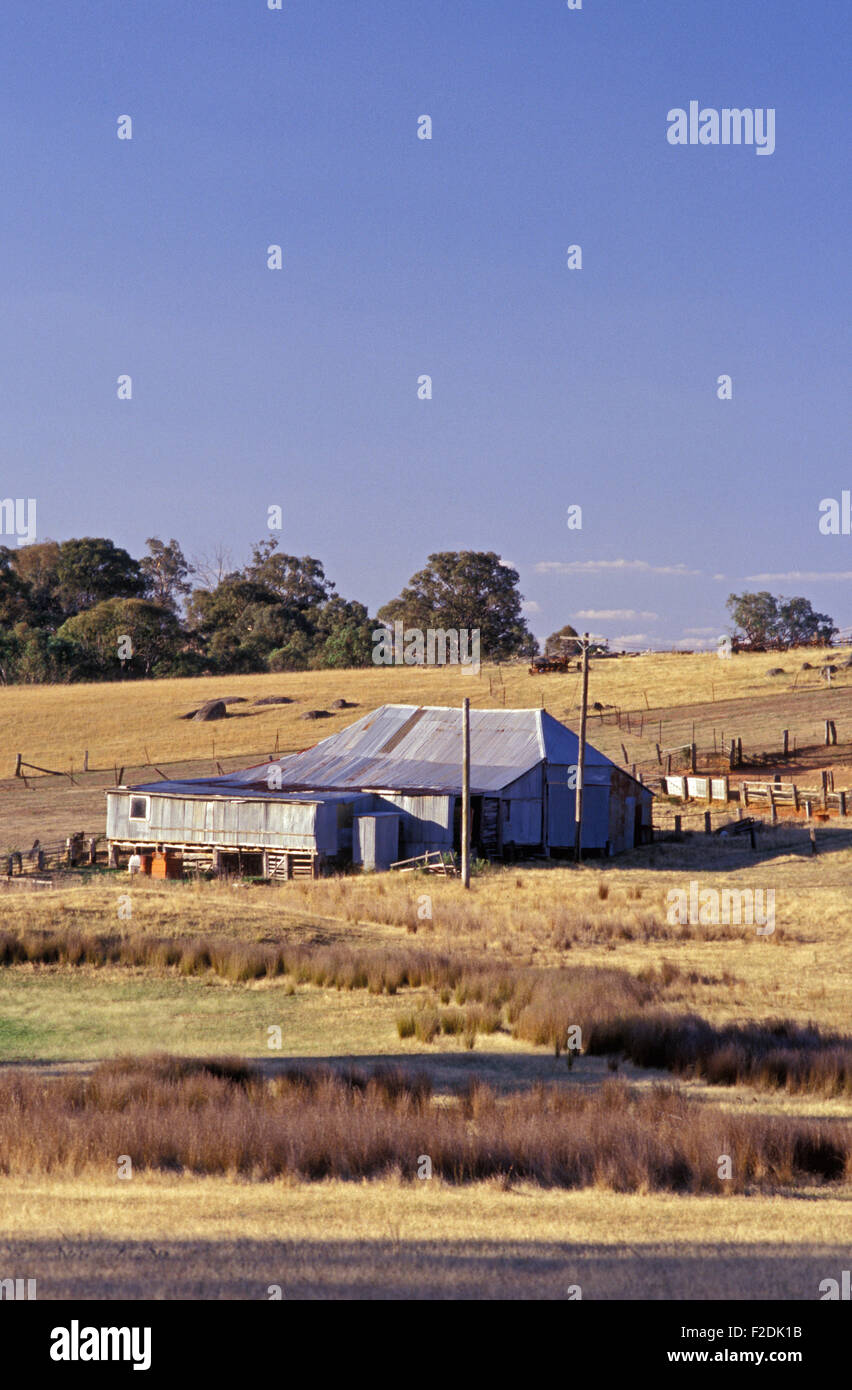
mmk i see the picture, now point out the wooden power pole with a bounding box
[461,697,471,888]
[574,634,590,863]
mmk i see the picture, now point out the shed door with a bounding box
[480,798,500,852]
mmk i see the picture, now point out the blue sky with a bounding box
[0,1,848,649]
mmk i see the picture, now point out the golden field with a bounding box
[0,656,850,1300]
[1,646,851,776]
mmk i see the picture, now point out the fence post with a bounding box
[840,791,847,817]
[737,737,743,767]
[821,770,829,809]
[14,753,22,778]
[741,783,749,809]
[729,740,736,770]
[674,814,682,837]
[809,827,818,855]
[656,743,662,765]
[704,811,711,834]
[783,729,789,757]
[690,742,697,773]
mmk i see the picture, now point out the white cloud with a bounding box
[574,609,659,621]
[536,559,701,577]
[746,571,852,582]
[683,626,718,635]
[611,633,648,646]
[522,599,541,614]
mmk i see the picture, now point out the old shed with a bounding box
[106,704,653,876]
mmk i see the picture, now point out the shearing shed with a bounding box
[106,704,654,878]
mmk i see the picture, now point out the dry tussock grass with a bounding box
[1,1055,848,1193]
[3,926,849,1094]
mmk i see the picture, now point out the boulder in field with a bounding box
[192,700,228,722]
[299,709,331,721]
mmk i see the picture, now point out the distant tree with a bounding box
[544,624,581,658]
[187,577,289,672]
[777,596,836,648]
[727,591,836,650]
[0,547,35,628]
[309,596,374,668]
[140,538,194,614]
[726,592,780,649]
[58,598,184,677]
[190,543,233,592]
[188,541,373,672]
[243,539,334,613]
[9,540,63,626]
[54,538,145,618]
[10,626,80,684]
[378,552,537,662]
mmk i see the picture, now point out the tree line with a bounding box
[0,536,837,684]
[0,539,538,683]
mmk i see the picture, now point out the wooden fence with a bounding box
[1,833,105,876]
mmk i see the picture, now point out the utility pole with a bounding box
[574,633,590,863]
[461,697,471,888]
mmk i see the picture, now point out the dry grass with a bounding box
[2,1174,849,1299]
[8,925,849,1093]
[2,647,852,778]
[1,1055,847,1193]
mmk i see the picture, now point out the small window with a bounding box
[129,796,149,821]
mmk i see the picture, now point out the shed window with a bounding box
[129,796,149,821]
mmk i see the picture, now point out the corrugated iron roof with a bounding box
[204,706,614,795]
[122,706,633,799]
[110,782,361,804]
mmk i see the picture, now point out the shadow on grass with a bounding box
[0,1236,846,1300]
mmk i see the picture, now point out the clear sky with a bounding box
[1,1,848,650]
